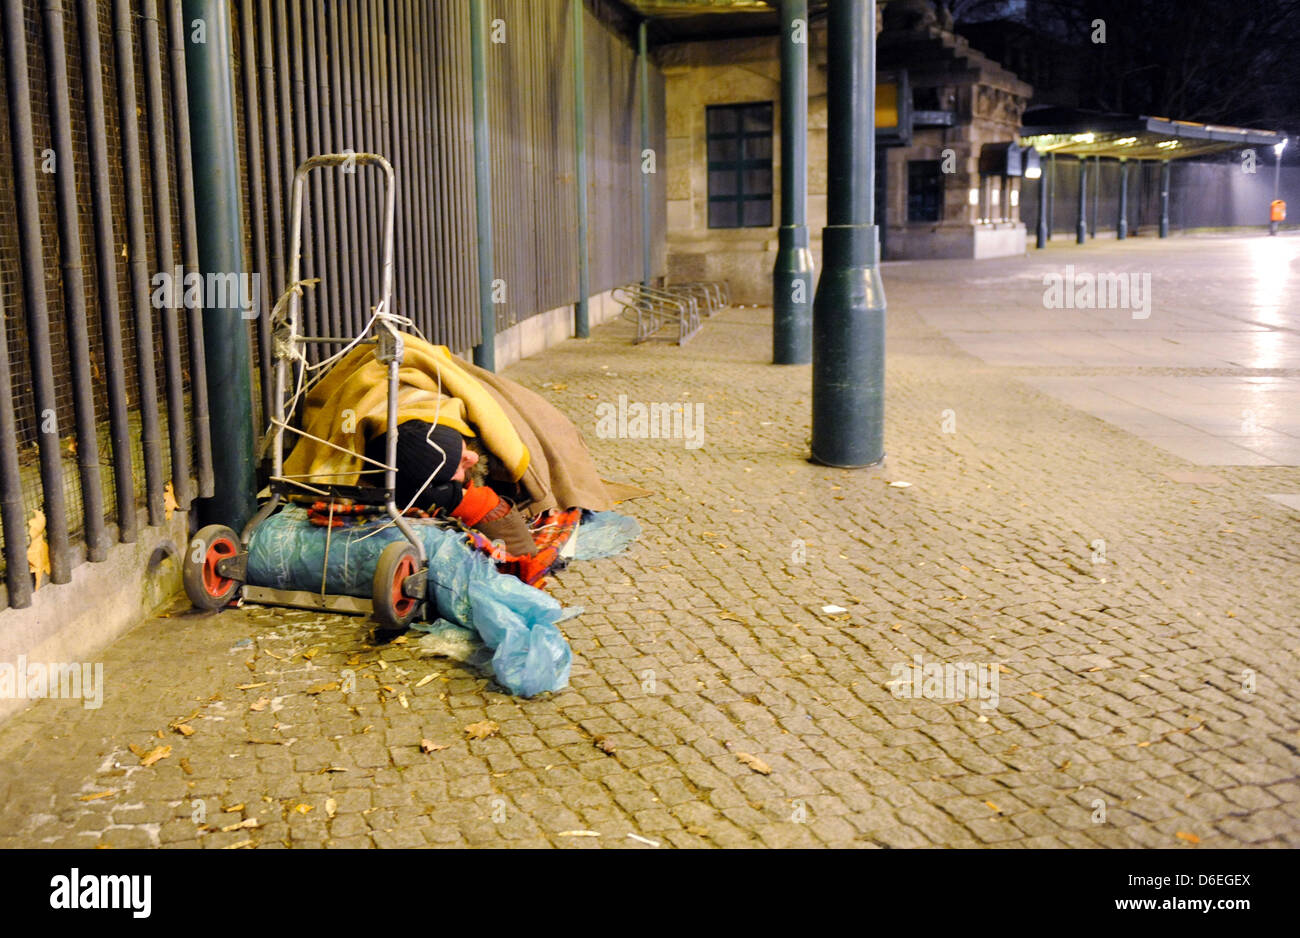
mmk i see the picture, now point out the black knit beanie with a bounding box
[366,420,466,511]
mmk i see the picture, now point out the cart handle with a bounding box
[286,152,396,326]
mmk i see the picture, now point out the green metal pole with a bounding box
[1076,156,1087,244]
[1090,155,1099,238]
[184,0,256,531]
[574,0,590,337]
[1036,168,1048,248]
[1159,160,1171,238]
[471,0,497,370]
[810,0,885,468]
[1117,159,1128,240]
[773,0,813,365]
[638,19,652,286]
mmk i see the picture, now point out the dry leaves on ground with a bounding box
[464,721,499,740]
[420,739,448,753]
[736,753,771,775]
[138,745,172,767]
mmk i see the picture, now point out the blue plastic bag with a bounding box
[246,507,571,697]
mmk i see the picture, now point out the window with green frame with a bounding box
[706,102,773,228]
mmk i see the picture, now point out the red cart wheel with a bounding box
[183,524,243,611]
[373,541,421,632]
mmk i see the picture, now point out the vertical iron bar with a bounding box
[347,0,374,331]
[470,0,496,369]
[242,0,275,430]
[142,0,194,508]
[326,0,360,337]
[258,0,286,307]
[300,0,335,354]
[112,0,167,527]
[390,0,414,328]
[0,287,31,606]
[573,0,589,337]
[4,0,72,581]
[167,0,214,500]
[41,0,108,560]
[287,0,317,359]
[78,0,137,543]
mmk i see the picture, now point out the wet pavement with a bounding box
[0,233,1296,848]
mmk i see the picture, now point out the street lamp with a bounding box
[1271,138,1288,236]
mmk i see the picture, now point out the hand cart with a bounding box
[182,153,429,633]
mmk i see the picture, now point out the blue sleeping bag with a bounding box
[246,506,571,697]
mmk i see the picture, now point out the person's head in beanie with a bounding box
[364,420,479,512]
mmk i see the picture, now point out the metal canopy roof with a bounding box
[609,0,828,42]
[1020,107,1284,161]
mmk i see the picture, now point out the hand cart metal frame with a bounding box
[182,153,430,633]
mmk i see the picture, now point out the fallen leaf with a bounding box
[1175,831,1200,845]
[888,480,912,488]
[1029,692,1045,700]
[26,511,50,589]
[627,832,659,847]
[221,818,260,832]
[325,797,337,819]
[318,766,347,774]
[464,721,499,740]
[420,739,448,753]
[557,830,600,837]
[414,674,435,689]
[127,743,144,757]
[301,647,320,660]
[237,682,269,690]
[249,697,270,712]
[398,693,408,709]
[173,723,195,737]
[292,803,313,815]
[717,611,746,623]
[163,482,179,520]
[79,790,118,802]
[984,800,1001,813]
[224,839,256,849]
[391,635,408,645]
[179,758,194,776]
[305,682,340,695]
[685,825,709,836]
[593,735,616,754]
[821,604,848,615]
[736,753,772,775]
[223,803,245,813]
[139,745,172,767]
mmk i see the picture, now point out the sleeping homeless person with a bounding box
[281,335,637,586]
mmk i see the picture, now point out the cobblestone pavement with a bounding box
[1,236,1297,849]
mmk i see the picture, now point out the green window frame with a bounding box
[706,102,774,228]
